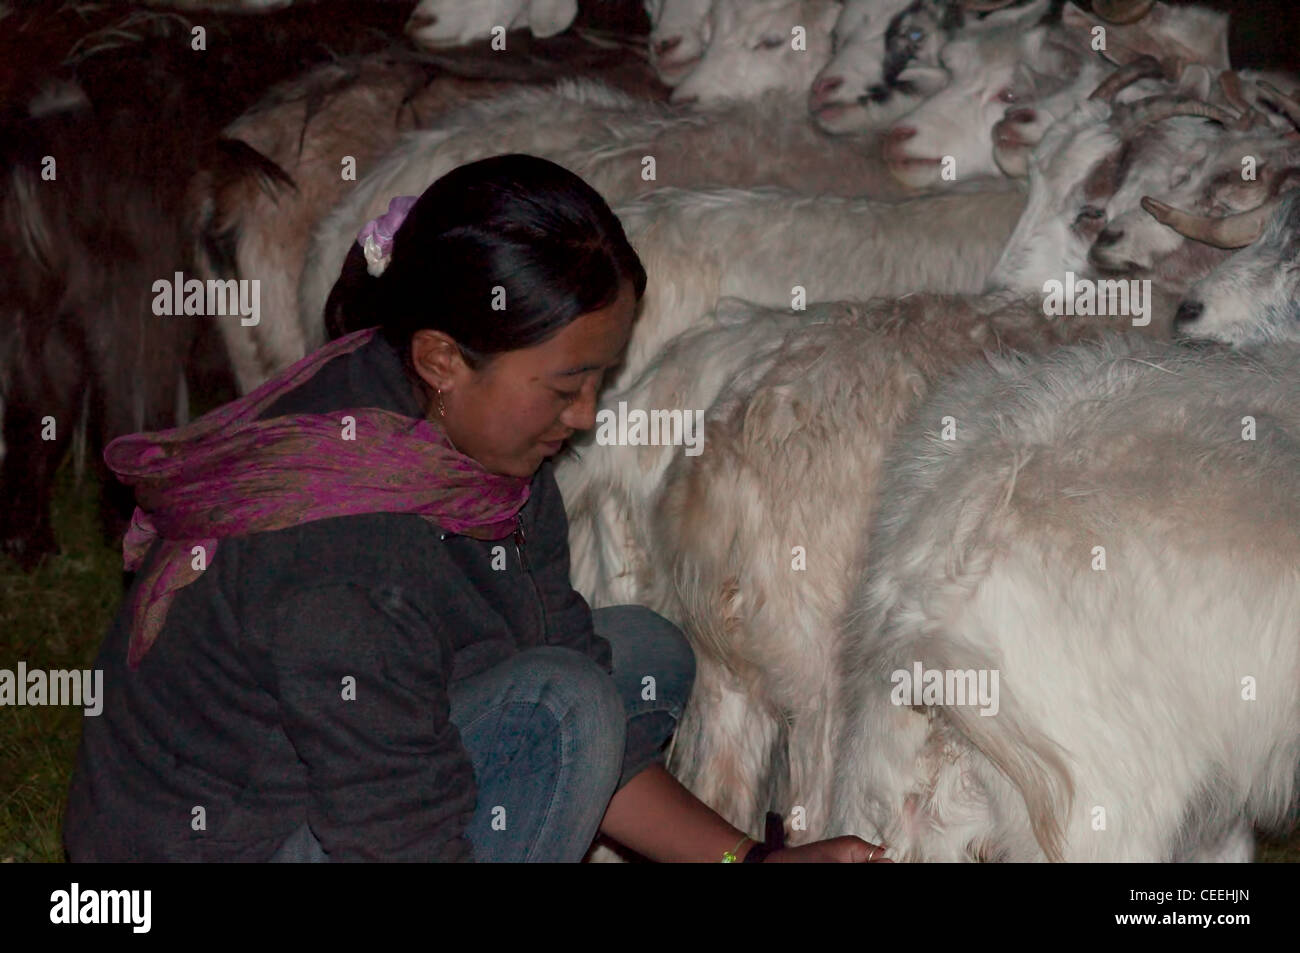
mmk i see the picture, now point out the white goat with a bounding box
[886,0,1231,189]
[560,297,829,608]
[298,78,919,355]
[645,0,715,85]
[991,2,1231,179]
[1159,188,1300,346]
[606,182,1025,392]
[832,335,1300,861]
[406,0,578,49]
[670,0,840,106]
[606,100,1185,839]
[811,0,994,135]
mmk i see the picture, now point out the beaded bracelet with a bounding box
[721,834,750,863]
[721,812,785,863]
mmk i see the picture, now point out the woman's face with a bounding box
[412,281,637,478]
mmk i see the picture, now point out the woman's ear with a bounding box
[410,329,470,395]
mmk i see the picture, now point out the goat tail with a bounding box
[188,138,295,282]
[926,640,1077,862]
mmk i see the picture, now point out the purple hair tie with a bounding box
[358,195,419,277]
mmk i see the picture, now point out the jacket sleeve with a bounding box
[268,581,479,861]
[530,461,613,673]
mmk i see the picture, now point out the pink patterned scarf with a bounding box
[104,327,530,669]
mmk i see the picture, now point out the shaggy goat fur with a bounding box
[645,292,1172,840]
[832,337,1300,861]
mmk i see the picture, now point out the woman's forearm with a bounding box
[597,763,758,862]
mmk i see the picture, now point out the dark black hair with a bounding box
[323,153,647,395]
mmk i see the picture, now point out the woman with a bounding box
[64,154,888,862]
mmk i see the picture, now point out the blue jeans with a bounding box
[269,605,695,862]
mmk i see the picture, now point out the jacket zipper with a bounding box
[515,514,547,641]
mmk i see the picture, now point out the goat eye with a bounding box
[756,34,784,50]
[997,87,1016,104]
[1075,206,1106,223]
[908,29,925,43]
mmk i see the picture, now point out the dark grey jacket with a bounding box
[63,333,611,862]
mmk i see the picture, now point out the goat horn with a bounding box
[1258,81,1300,131]
[959,0,1020,11]
[1092,0,1157,24]
[1219,71,1269,130]
[1088,55,1166,102]
[1140,196,1278,248]
[1118,95,1238,131]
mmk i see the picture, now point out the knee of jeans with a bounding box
[517,646,625,742]
[600,605,697,699]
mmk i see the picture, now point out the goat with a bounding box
[886,0,1232,189]
[991,2,1232,179]
[645,0,715,85]
[649,293,1175,840]
[405,0,580,49]
[1155,188,1300,346]
[669,0,840,106]
[0,103,226,568]
[0,0,418,567]
[299,77,921,351]
[559,297,827,608]
[597,99,1189,839]
[604,182,1025,393]
[832,335,1300,861]
[809,0,1032,135]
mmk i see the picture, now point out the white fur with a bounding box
[606,182,1025,394]
[832,337,1300,861]
[809,0,941,134]
[406,0,579,49]
[646,0,715,85]
[671,0,840,105]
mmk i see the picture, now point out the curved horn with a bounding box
[1258,81,1300,131]
[1088,55,1165,102]
[1140,196,1279,248]
[1092,0,1157,24]
[1117,95,1238,132]
[1219,71,1269,130]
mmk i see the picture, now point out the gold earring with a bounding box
[436,388,446,419]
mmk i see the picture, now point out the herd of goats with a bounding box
[3,0,1299,862]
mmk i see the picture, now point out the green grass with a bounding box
[1,459,1296,863]
[0,459,121,863]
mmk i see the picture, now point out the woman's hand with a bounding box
[759,836,893,863]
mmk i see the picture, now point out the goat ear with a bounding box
[1175,64,1213,101]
